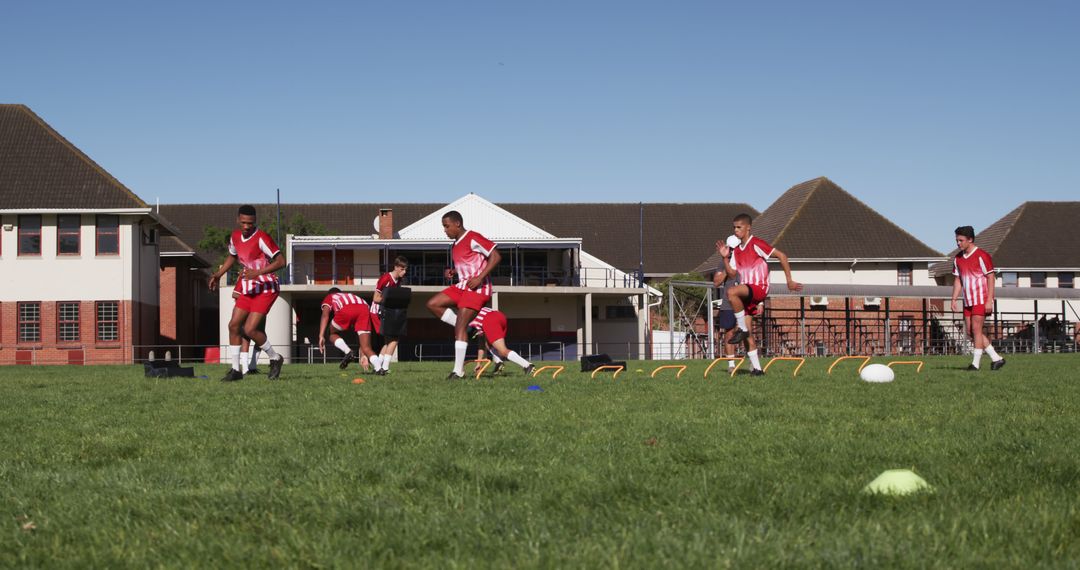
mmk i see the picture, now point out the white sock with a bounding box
[381,353,392,371]
[734,311,748,332]
[240,351,249,370]
[985,345,1002,362]
[506,351,530,369]
[441,309,458,326]
[370,355,382,369]
[334,338,352,354]
[453,340,468,376]
[747,349,762,371]
[726,356,737,369]
[228,345,241,372]
[490,352,504,364]
[972,349,983,368]
[260,341,280,360]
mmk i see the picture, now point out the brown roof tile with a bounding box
[931,202,1080,274]
[0,105,147,209]
[695,177,942,273]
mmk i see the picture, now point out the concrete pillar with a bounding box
[265,292,293,363]
[584,292,593,356]
[636,293,647,359]
[491,292,499,311]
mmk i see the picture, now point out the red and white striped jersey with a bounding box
[321,292,369,313]
[953,247,995,306]
[467,307,497,330]
[730,235,774,295]
[229,229,281,295]
[370,272,400,315]
[452,229,496,295]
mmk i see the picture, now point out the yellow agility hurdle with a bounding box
[762,357,807,377]
[887,360,925,373]
[532,365,565,379]
[650,365,687,379]
[468,359,492,378]
[828,355,871,375]
[703,357,744,378]
[590,365,625,379]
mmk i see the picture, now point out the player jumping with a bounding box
[318,287,378,371]
[209,205,286,381]
[425,210,501,379]
[951,225,1006,371]
[717,213,802,376]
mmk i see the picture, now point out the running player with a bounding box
[425,211,502,379]
[369,255,408,375]
[469,307,534,376]
[718,213,802,375]
[318,287,378,371]
[209,205,286,381]
[951,225,1006,370]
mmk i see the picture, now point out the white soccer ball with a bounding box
[726,235,741,249]
[860,363,895,383]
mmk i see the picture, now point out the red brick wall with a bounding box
[0,300,135,365]
[160,266,178,342]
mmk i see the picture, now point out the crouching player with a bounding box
[318,287,378,371]
[469,307,534,376]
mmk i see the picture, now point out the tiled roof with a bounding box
[0,104,147,209]
[695,177,942,273]
[159,235,211,268]
[159,201,758,275]
[930,202,1080,275]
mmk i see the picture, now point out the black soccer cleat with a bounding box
[749,369,765,377]
[523,364,535,377]
[991,359,1006,371]
[376,369,387,376]
[339,351,356,370]
[966,364,980,371]
[492,362,505,375]
[245,367,262,375]
[268,356,284,380]
[446,372,465,380]
[220,369,244,382]
[728,330,750,345]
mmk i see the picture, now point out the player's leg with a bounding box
[378,339,398,373]
[327,319,357,369]
[491,338,532,373]
[357,331,378,371]
[963,313,980,370]
[727,285,753,344]
[718,310,738,370]
[243,294,284,379]
[744,313,764,374]
[450,306,478,378]
[427,289,459,326]
[980,313,1005,369]
[222,304,250,380]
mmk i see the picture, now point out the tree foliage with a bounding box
[199,212,331,265]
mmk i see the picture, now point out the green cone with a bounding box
[862,469,934,496]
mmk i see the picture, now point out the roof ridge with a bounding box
[15,106,147,208]
[987,201,1029,255]
[822,178,942,256]
[769,177,825,247]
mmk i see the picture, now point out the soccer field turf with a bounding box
[2,355,1079,568]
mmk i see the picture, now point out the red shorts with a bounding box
[234,290,278,314]
[442,286,491,312]
[369,313,382,334]
[963,304,986,318]
[478,311,508,344]
[333,305,372,334]
[741,284,768,316]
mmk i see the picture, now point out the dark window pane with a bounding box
[97,234,119,254]
[19,235,41,255]
[58,234,80,254]
[1058,273,1074,288]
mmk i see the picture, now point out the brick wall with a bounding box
[0,300,134,365]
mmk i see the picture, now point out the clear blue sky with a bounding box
[4,0,1078,252]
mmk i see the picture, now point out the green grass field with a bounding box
[2,355,1079,568]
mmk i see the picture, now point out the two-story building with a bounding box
[0,104,175,364]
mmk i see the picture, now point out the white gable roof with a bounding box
[398,193,557,240]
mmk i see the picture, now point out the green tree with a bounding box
[652,272,710,329]
[199,212,332,267]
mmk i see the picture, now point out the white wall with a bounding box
[772,261,935,286]
[0,214,137,302]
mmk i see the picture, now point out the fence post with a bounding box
[885,319,891,355]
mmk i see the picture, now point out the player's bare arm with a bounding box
[772,248,802,291]
[951,279,963,313]
[466,248,501,290]
[317,305,332,353]
[984,272,995,309]
[209,254,237,291]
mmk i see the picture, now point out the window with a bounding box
[57,214,81,255]
[897,263,913,286]
[1001,272,1018,287]
[606,305,636,319]
[18,215,41,256]
[57,302,80,343]
[1030,272,1047,288]
[1059,273,1074,288]
[18,302,40,343]
[96,301,120,342]
[96,215,119,255]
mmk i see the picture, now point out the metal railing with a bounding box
[278,263,643,289]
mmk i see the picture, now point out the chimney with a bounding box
[378,209,394,239]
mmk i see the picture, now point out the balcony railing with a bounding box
[263,263,644,289]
